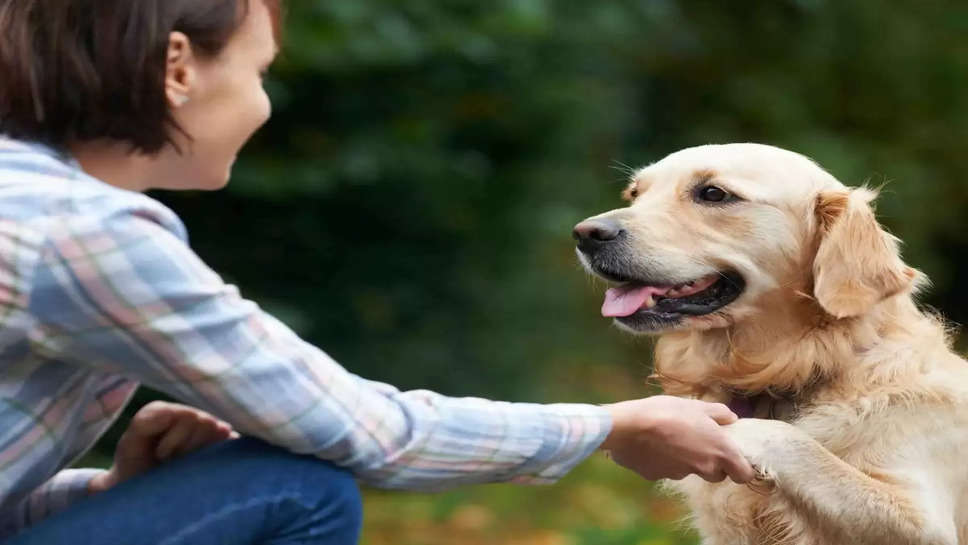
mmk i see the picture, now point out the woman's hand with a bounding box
[600,395,755,483]
[89,401,237,493]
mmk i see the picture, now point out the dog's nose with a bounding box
[573,219,624,252]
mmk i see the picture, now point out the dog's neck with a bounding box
[653,290,937,402]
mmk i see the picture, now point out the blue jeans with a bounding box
[7,438,362,545]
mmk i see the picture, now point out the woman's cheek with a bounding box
[232,86,270,151]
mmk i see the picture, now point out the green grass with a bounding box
[360,454,697,545]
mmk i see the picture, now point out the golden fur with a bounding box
[580,144,968,545]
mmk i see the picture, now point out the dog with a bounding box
[574,143,968,545]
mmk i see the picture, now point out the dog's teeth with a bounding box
[644,295,656,309]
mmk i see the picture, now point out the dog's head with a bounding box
[575,143,918,335]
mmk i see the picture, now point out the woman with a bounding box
[0,0,754,543]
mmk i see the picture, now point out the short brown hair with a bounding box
[0,0,282,154]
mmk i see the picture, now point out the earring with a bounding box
[172,94,190,107]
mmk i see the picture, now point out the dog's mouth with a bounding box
[599,271,746,330]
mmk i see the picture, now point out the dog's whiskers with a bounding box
[608,160,638,180]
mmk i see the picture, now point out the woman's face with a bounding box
[162,0,278,190]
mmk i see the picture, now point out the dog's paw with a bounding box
[724,418,802,479]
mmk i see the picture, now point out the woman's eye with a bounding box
[697,185,731,203]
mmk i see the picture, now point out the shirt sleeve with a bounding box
[13,469,105,531]
[27,210,611,490]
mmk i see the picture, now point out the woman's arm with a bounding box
[28,209,610,490]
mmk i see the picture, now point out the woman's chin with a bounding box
[211,171,232,190]
[201,161,234,191]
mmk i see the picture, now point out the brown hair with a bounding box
[0,0,282,154]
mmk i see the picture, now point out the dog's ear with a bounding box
[812,188,916,319]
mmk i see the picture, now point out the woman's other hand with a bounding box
[89,401,237,493]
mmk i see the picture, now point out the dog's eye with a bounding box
[696,185,732,203]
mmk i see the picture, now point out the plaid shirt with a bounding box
[0,137,611,537]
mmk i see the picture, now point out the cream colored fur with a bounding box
[582,144,968,545]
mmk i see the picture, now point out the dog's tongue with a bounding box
[602,285,670,317]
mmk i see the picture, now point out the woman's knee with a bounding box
[179,437,363,541]
[295,454,363,541]
[323,470,363,542]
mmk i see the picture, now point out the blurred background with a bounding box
[87,1,968,543]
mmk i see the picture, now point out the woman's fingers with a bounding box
[173,417,234,458]
[152,407,236,460]
[720,439,756,483]
[128,401,179,438]
[154,413,199,460]
[704,402,738,425]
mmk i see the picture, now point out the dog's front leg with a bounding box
[725,418,956,545]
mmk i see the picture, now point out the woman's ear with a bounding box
[812,187,916,319]
[165,31,195,108]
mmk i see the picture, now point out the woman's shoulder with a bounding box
[0,136,187,242]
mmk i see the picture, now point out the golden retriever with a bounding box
[574,143,968,545]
